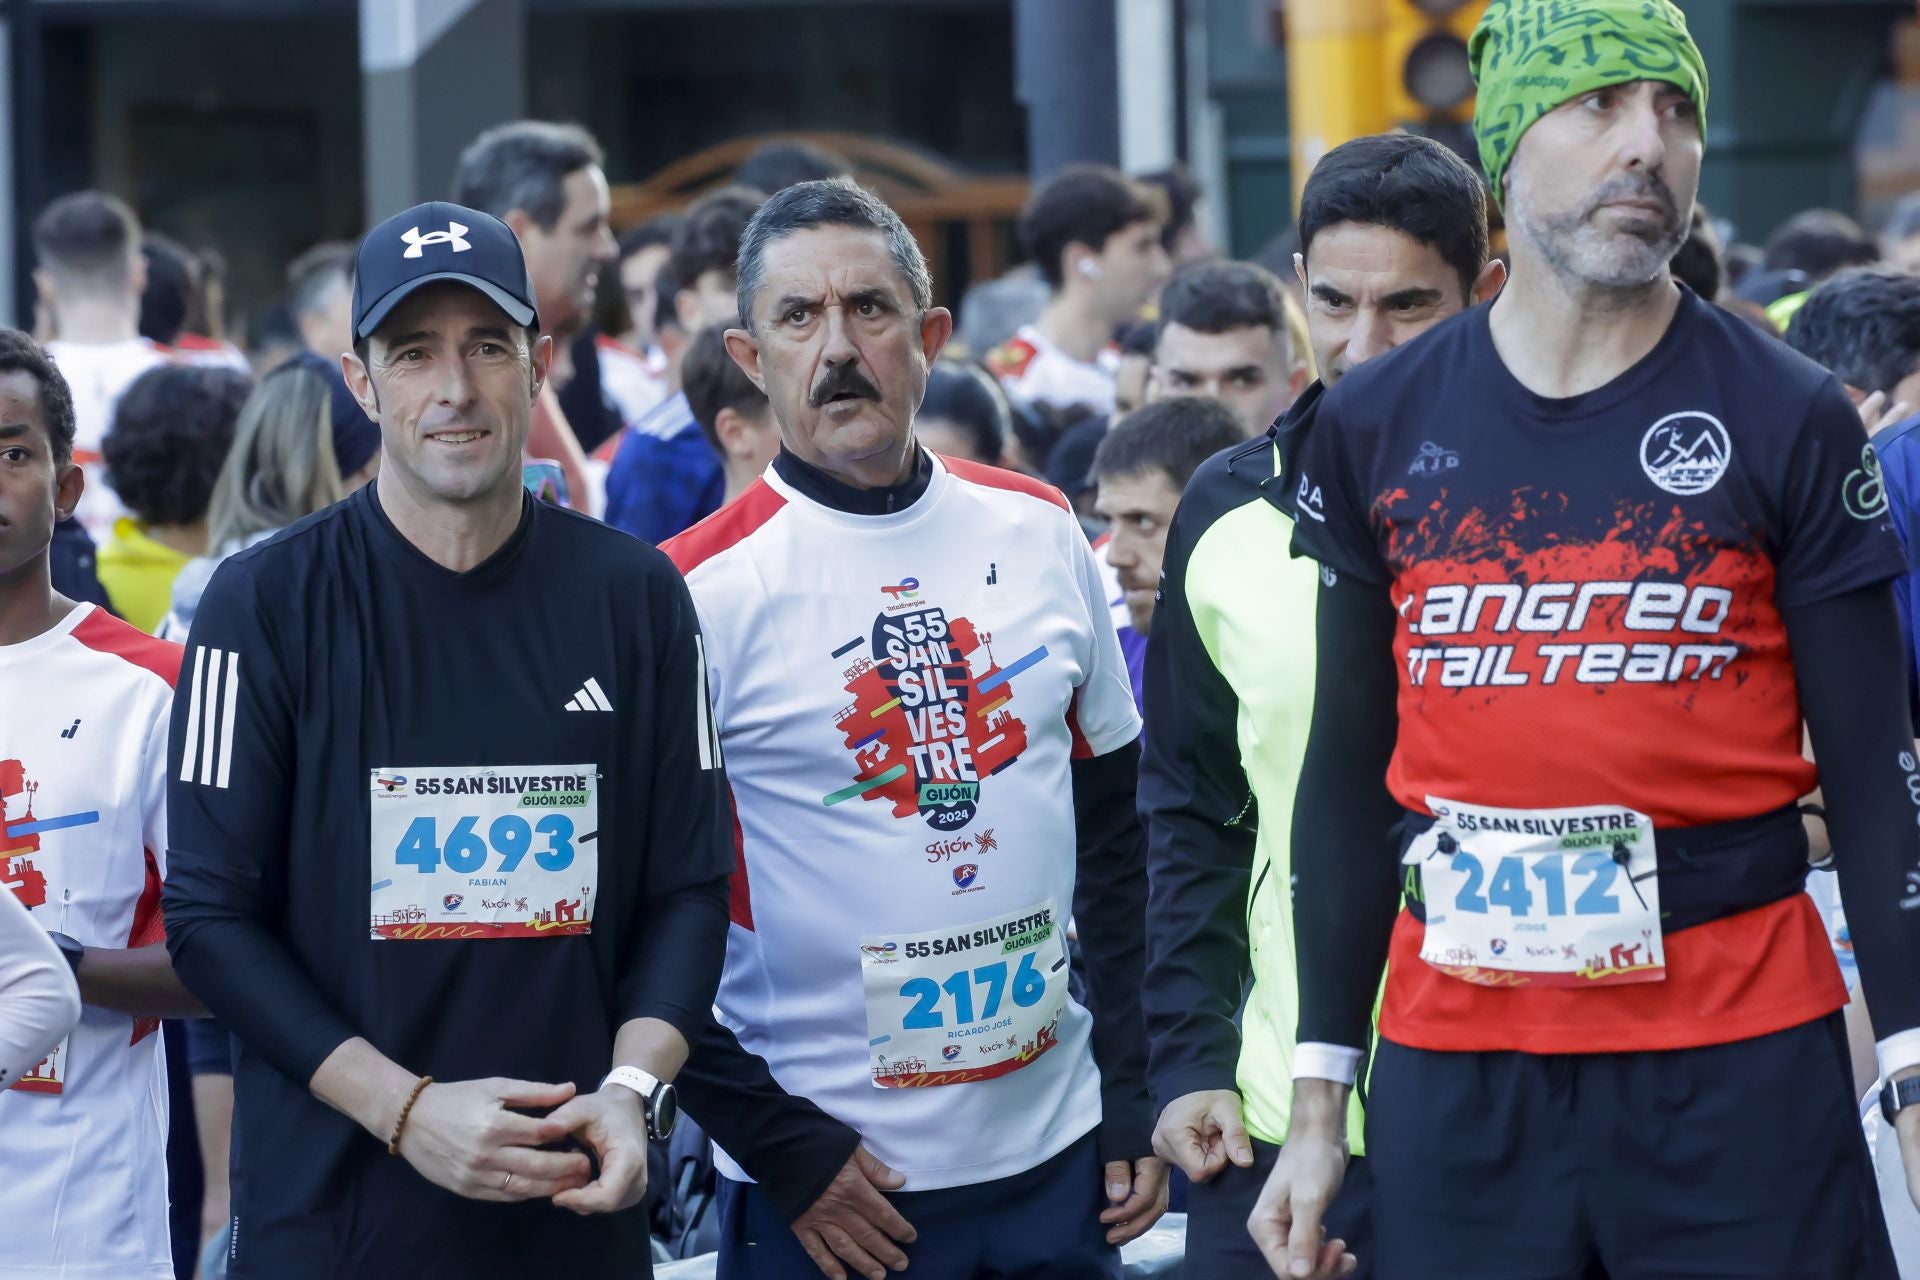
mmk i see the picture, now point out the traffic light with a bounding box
[1381,0,1486,131]
[1284,0,1489,207]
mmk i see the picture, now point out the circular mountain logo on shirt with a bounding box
[1640,412,1732,497]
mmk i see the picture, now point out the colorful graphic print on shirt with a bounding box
[823,578,1044,833]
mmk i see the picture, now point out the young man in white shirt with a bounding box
[988,166,1170,420]
[0,325,204,1280]
[34,192,170,543]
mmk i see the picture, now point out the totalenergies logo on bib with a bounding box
[822,590,1040,832]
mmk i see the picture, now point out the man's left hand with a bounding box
[1099,1156,1170,1245]
[545,1086,650,1215]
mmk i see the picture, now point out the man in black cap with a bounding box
[161,200,733,1278]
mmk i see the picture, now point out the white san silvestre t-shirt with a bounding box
[0,603,179,1280]
[44,339,169,542]
[666,454,1141,1191]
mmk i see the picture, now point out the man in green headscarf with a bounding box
[1469,0,1708,208]
[1245,1,1920,1277]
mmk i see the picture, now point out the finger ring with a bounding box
[502,1172,514,1192]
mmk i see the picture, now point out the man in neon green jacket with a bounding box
[1139,131,1500,1279]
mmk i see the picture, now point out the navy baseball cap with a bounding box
[351,200,539,341]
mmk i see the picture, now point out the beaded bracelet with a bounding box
[388,1075,433,1156]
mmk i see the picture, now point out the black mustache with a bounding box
[810,365,881,408]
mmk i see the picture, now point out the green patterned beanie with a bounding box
[1470,0,1709,207]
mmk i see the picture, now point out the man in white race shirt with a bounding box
[987,166,1169,420]
[0,327,205,1280]
[665,179,1166,1280]
[34,192,169,544]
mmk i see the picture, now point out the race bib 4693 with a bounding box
[368,766,599,940]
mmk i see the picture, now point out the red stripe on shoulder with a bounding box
[662,482,787,575]
[71,607,183,689]
[1091,531,1111,552]
[939,456,1073,513]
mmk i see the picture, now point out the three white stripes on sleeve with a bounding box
[179,647,240,789]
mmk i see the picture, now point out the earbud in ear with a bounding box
[1077,259,1102,281]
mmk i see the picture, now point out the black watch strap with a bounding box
[1880,1075,1920,1125]
[47,932,83,979]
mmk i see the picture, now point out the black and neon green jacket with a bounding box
[1139,420,1365,1150]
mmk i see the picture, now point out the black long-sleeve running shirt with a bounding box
[164,482,732,1278]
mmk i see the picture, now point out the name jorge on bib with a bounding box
[369,765,599,939]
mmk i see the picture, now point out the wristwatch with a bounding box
[46,932,84,979]
[1881,1075,1920,1126]
[601,1065,678,1141]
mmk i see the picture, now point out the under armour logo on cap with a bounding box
[353,200,539,340]
[400,223,471,259]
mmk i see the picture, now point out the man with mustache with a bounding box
[1261,2,1919,1277]
[663,178,1164,1280]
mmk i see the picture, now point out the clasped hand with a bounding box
[393,1076,649,1214]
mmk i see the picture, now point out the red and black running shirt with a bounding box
[1289,289,1907,1053]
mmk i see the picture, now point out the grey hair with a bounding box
[285,242,355,322]
[453,121,603,230]
[735,178,932,330]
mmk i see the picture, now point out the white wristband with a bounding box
[601,1064,662,1101]
[1292,1042,1364,1086]
[1876,1028,1920,1083]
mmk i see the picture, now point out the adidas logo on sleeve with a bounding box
[565,677,613,713]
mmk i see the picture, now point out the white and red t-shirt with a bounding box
[665,455,1141,1190]
[0,603,180,1280]
[45,339,169,543]
[987,324,1117,419]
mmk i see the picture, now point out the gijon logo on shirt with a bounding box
[820,582,1046,832]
